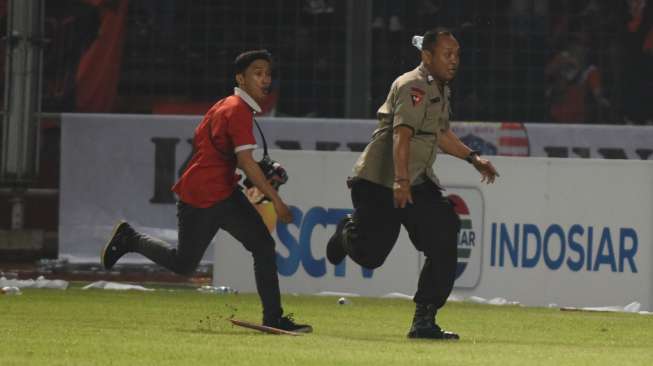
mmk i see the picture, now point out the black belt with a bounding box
[416,129,436,136]
[374,127,435,137]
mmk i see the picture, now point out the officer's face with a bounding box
[423,35,460,83]
[236,59,272,103]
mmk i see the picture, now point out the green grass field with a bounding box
[3,286,652,366]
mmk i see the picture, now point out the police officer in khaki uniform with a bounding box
[327,28,498,340]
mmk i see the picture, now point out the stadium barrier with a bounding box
[59,114,652,309]
[211,150,652,311]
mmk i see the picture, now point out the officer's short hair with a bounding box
[234,50,272,75]
[421,27,454,52]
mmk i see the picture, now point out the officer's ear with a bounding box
[421,49,434,66]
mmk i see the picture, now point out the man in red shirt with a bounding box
[101,50,311,333]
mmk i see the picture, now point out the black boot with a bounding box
[326,214,351,265]
[407,303,459,340]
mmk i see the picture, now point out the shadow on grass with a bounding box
[177,326,305,337]
[317,332,433,345]
[177,328,244,336]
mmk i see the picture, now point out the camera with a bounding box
[243,155,288,190]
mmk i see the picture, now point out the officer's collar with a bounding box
[417,64,434,84]
[418,64,447,86]
[234,87,262,113]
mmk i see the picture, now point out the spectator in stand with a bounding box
[42,0,100,112]
[75,0,129,112]
[509,0,549,37]
[372,0,404,32]
[304,0,334,15]
[545,33,610,123]
[0,0,6,105]
[622,0,653,124]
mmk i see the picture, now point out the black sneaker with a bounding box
[407,324,460,340]
[326,215,349,265]
[265,314,313,333]
[101,221,134,270]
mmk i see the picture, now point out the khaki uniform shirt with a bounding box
[353,64,451,188]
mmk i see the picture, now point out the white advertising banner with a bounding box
[60,113,652,309]
[212,151,422,297]
[213,172,487,297]
[213,151,653,310]
[450,122,530,157]
[441,156,653,310]
[525,123,653,160]
[59,114,196,262]
[59,113,653,162]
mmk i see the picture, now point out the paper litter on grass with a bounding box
[382,292,413,300]
[560,301,652,315]
[447,294,465,302]
[450,295,521,306]
[0,276,69,289]
[82,281,154,291]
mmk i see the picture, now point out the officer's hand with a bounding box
[472,157,499,184]
[272,199,293,224]
[393,181,413,208]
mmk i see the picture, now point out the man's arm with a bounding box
[438,129,499,184]
[393,126,414,208]
[236,149,293,223]
[244,187,277,233]
[438,128,473,159]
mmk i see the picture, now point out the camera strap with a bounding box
[252,117,270,159]
[203,115,269,161]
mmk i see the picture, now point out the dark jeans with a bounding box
[128,189,283,322]
[345,178,461,308]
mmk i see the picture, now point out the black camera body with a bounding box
[243,155,288,190]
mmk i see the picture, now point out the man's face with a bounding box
[423,35,460,83]
[237,59,272,103]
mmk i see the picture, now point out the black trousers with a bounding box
[345,178,461,308]
[127,189,283,322]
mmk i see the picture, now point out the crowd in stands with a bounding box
[371,0,652,124]
[1,0,651,124]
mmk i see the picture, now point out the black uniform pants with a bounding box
[127,189,283,322]
[345,178,461,308]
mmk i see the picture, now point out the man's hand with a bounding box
[237,149,293,223]
[393,181,413,208]
[245,187,265,204]
[438,129,500,184]
[272,199,293,224]
[471,156,499,184]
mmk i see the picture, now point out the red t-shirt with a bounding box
[172,95,257,207]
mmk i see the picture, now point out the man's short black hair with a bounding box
[234,49,272,75]
[421,27,454,52]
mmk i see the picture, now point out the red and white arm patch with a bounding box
[410,86,426,106]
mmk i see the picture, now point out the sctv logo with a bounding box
[275,206,374,278]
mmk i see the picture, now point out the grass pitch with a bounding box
[2,286,652,366]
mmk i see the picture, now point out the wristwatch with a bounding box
[465,150,481,164]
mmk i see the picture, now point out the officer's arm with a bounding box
[439,129,499,183]
[438,129,478,163]
[393,126,413,183]
[236,149,284,205]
